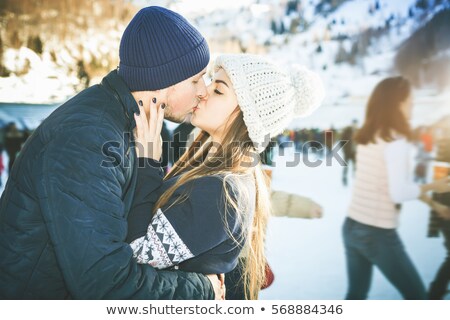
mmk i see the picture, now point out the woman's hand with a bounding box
[429,177,450,194]
[206,274,226,300]
[133,98,165,161]
[310,203,323,219]
[433,202,450,220]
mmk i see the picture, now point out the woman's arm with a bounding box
[126,157,164,243]
[384,139,421,203]
[384,139,450,204]
[271,190,323,219]
[127,98,165,242]
[419,193,450,220]
[130,176,245,272]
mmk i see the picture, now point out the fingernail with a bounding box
[138,100,143,107]
[161,103,166,109]
[152,97,157,104]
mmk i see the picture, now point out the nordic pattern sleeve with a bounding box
[130,175,241,270]
[126,158,164,243]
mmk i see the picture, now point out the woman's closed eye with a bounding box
[213,79,228,96]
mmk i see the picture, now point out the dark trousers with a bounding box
[428,220,450,299]
[342,152,355,185]
[343,217,426,299]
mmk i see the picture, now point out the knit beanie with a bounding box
[213,54,324,153]
[118,6,210,91]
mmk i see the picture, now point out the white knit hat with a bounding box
[213,54,325,153]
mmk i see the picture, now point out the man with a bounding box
[0,6,222,299]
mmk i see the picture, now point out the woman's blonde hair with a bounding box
[153,108,271,300]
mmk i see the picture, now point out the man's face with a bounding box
[163,68,208,123]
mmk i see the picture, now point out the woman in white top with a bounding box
[343,76,450,299]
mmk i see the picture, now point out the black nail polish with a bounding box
[138,100,143,107]
[152,97,157,104]
[161,103,166,109]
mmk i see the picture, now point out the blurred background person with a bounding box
[412,126,434,183]
[340,119,358,186]
[4,122,26,174]
[0,123,5,188]
[427,116,450,299]
[343,76,450,300]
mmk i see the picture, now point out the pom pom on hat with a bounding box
[289,65,325,118]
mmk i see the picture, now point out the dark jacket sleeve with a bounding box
[126,158,164,243]
[37,126,213,299]
[129,175,243,272]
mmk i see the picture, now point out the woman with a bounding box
[343,76,450,300]
[127,54,324,299]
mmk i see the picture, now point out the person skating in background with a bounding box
[324,125,336,157]
[343,76,450,300]
[413,126,434,184]
[127,54,324,299]
[0,124,4,188]
[341,119,358,186]
[427,117,450,299]
[4,122,25,174]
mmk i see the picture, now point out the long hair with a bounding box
[354,76,412,145]
[154,109,271,300]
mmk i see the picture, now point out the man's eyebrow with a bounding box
[215,79,229,88]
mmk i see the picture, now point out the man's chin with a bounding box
[164,113,185,124]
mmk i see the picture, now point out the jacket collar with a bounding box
[101,69,139,131]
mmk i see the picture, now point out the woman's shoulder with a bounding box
[383,137,411,159]
[163,171,255,201]
[385,136,410,148]
[189,172,256,202]
[371,133,409,146]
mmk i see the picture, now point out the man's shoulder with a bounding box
[58,84,122,122]
[39,85,127,143]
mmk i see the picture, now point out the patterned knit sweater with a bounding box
[126,158,255,274]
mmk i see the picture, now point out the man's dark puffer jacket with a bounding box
[0,70,213,299]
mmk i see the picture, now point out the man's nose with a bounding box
[198,78,209,100]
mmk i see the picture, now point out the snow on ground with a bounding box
[259,146,448,299]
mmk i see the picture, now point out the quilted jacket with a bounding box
[0,70,213,299]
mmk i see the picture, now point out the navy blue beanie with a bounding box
[118,6,210,91]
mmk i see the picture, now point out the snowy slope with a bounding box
[265,0,450,129]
